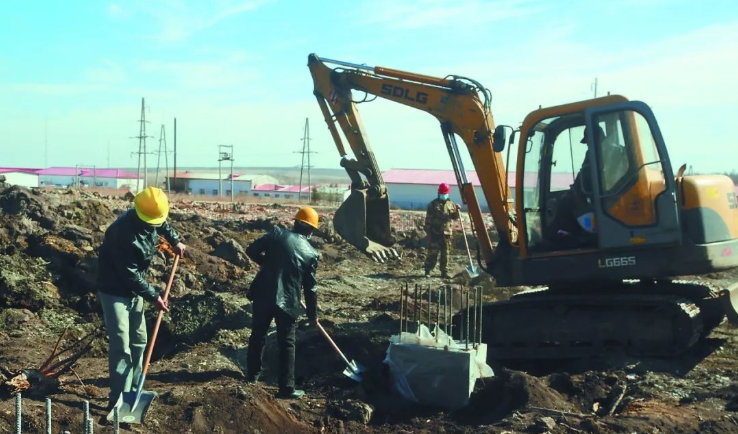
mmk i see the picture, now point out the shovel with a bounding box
[302,301,365,382]
[458,213,480,278]
[108,254,180,424]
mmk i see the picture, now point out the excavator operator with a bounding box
[550,126,606,248]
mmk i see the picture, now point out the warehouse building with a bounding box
[37,167,141,189]
[0,168,40,188]
[382,169,574,211]
[169,172,278,197]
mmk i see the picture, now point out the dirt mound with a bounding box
[459,370,576,423]
[162,386,317,434]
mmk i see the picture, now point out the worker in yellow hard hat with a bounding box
[245,206,320,399]
[96,187,186,410]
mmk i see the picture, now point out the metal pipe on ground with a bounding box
[427,284,432,332]
[444,286,448,338]
[84,400,90,434]
[113,405,120,434]
[405,283,410,334]
[15,393,21,434]
[448,286,455,339]
[473,287,478,348]
[436,288,441,343]
[414,284,420,334]
[45,398,51,434]
[399,284,404,338]
[478,286,483,345]
[466,289,470,351]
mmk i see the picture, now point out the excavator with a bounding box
[307,53,738,359]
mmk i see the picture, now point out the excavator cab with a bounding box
[518,97,681,258]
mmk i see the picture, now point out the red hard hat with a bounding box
[438,183,451,194]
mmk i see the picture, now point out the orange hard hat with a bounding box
[295,206,319,229]
[134,187,169,225]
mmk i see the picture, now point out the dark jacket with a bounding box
[246,227,319,320]
[97,209,181,302]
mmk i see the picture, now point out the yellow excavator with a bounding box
[307,53,738,359]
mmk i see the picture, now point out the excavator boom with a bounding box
[307,54,513,263]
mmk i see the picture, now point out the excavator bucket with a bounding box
[334,189,399,262]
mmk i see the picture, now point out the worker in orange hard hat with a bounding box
[424,182,460,278]
[245,206,320,399]
[96,187,186,410]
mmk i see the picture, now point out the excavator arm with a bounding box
[307,54,514,265]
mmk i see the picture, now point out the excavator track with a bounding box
[481,280,726,359]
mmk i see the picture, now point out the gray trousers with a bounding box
[98,291,147,407]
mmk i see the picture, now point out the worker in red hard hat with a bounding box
[245,206,320,399]
[423,183,460,278]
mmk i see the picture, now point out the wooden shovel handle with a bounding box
[141,254,180,377]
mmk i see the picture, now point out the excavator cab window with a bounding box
[591,109,666,228]
[523,114,602,252]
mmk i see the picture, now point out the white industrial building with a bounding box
[0,168,40,188]
[170,172,278,197]
[37,167,141,189]
[251,183,350,202]
[382,169,574,211]
[382,169,494,211]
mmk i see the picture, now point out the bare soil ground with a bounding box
[1,186,738,434]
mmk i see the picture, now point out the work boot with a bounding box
[276,388,305,399]
[246,374,260,384]
[440,271,450,279]
[424,270,432,278]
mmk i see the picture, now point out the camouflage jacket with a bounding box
[424,198,459,237]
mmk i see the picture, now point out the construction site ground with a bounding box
[2,187,738,434]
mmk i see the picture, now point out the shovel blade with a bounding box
[342,359,366,382]
[342,367,362,382]
[107,390,157,424]
[466,265,480,278]
[348,360,366,374]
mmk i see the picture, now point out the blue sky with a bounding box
[1,0,737,174]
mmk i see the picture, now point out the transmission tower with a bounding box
[131,98,154,191]
[155,124,171,192]
[295,118,317,202]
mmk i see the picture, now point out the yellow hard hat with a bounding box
[134,187,169,226]
[295,206,319,229]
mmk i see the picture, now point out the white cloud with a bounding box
[85,60,126,84]
[108,4,126,18]
[145,0,275,42]
[137,56,261,91]
[359,0,542,29]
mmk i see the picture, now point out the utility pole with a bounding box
[295,118,317,202]
[173,118,177,192]
[591,77,598,98]
[218,145,234,201]
[155,125,171,191]
[131,98,153,191]
[44,118,48,169]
